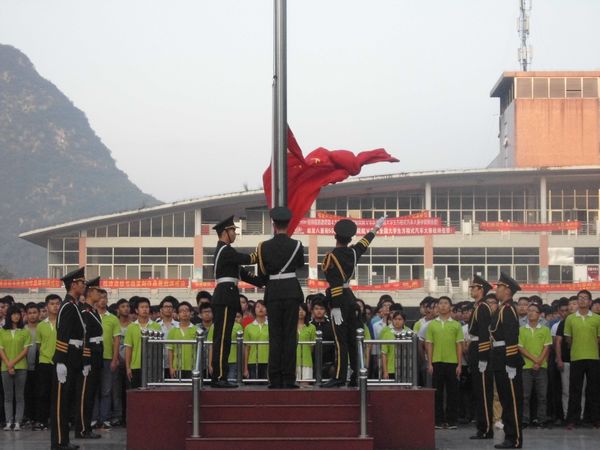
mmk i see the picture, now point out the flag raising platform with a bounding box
[127,386,434,450]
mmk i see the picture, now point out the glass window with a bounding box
[118,223,129,237]
[96,227,107,238]
[115,247,139,256]
[373,198,385,209]
[151,217,162,237]
[49,252,63,264]
[582,78,599,98]
[114,265,126,279]
[549,78,565,98]
[140,219,151,237]
[86,265,99,279]
[162,215,173,237]
[516,78,532,98]
[360,198,373,210]
[317,198,336,209]
[180,266,192,279]
[386,197,398,209]
[127,266,139,279]
[398,196,411,210]
[336,197,347,209]
[173,213,184,236]
[107,224,118,237]
[114,256,139,264]
[130,220,140,237]
[566,78,582,98]
[140,266,153,279]
[167,265,179,278]
[86,229,96,238]
[533,78,548,98]
[87,248,112,256]
[348,197,360,209]
[64,253,79,264]
[99,266,112,278]
[64,239,79,251]
[185,211,195,237]
[141,248,167,255]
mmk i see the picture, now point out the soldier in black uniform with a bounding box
[256,207,305,388]
[51,267,86,450]
[489,272,524,449]
[75,277,103,439]
[320,216,386,388]
[467,275,495,440]
[210,215,263,388]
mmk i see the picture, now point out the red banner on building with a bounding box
[190,281,257,290]
[101,279,189,289]
[0,279,62,289]
[480,221,580,232]
[520,281,600,292]
[307,279,423,291]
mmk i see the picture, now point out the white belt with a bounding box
[269,273,296,280]
[69,339,83,348]
[342,283,350,288]
[90,336,103,344]
[492,340,506,347]
[469,335,479,341]
[216,277,239,284]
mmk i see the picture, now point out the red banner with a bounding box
[480,221,580,232]
[307,279,423,291]
[101,279,189,289]
[190,281,257,290]
[521,281,600,292]
[0,279,62,289]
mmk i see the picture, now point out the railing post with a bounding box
[198,329,205,388]
[394,331,401,384]
[356,328,367,438]
[411,331,419,389]
[141,328,149,389]
[314,330,323,385]
[236,330,244,384]
[159,331,165,383]
[191,328,203,439]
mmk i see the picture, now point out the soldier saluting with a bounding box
[467,275,494,440]
[210,216,263,388]
[320,216,386,388]
[75,277,103,439]
[51,267,86,450]
[255,207,305,389]
[489,272,524,449]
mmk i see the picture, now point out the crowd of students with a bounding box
[1,288,599,435]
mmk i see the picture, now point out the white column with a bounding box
[425,182,432,212]
[540,177,547,223]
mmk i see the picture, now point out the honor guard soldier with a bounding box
[75,277,103,439]
[490,273,524,449]
[467,275,495,440]
[211,215,263,388]
[321,216,386,388]
[51,267,87,450]
[256,207,305,388]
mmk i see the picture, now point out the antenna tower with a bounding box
[518,0,532,71]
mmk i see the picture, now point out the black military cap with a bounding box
[497,272,521,294]
[61,267,86,288]
[86,276,101,289]
[334,219,357,238]
[270,206,292,222]
[212,215,237,234]
[470,275,493,294]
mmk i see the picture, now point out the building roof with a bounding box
[19,165,600,246]
[490,70,600,98]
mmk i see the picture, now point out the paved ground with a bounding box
[0,423,598,449]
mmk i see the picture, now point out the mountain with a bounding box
[0,44,160,277]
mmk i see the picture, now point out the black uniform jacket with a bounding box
[489,300,524,370]
[81,304,104,369]
[53,294,86,369]
[467,300,492,363]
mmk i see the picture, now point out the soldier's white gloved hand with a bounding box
[331,308,343,326]
[374,215,387,231]
[506,366,516,380]
[56,363,67,384]
[478,361,487,373]
[82,365,91,377]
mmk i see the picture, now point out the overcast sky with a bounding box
[1,0,599,203]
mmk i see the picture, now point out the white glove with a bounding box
[82,365,91,377]
[331,308,343,326]
[56,363,67,384]
[374,215,387,231]
[506,366,516,380]
[478,361,488,373]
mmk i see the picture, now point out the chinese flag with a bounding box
[263,127,399,234]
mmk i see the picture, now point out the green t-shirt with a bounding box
[243,321,269,364]
[209,322,245,364]
[414,318,425,334]
[297,324,316,367]
[380,325,411,374]
[425,317,463,364]
[0,328,32,371]
[124,320,162,370]
[166,324,198,371]
[101,311,121,361]
[564,311,600,361]
[518,323,552,369]
[35,319,57,365]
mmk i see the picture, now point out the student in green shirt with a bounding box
[564,289,600,428]
[167,301,197,379]
[426,296,463,429]
[381,311,411,380]
[296,304,316,382]
[34,294,61,430]
[518,303,552,427]
[0,305,32,431]
[243,301,269,381]
[124,297,161,389]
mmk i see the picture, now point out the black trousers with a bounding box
[331,298,360,382]
[267,298,299,386]
[494,368,523,448]
[75,366,101,435]
[211,304,236,382]
[567,359,600,423]
[51,364,79,447]
[36,363,54,425]
[24,370,37,421]
[433,362,459,425]
[129,369,141,390]
[472,366,494,435]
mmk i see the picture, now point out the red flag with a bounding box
[263,127,399,234]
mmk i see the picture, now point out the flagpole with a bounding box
[272,0,287,208]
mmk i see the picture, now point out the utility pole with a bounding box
[517,0,532,71]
